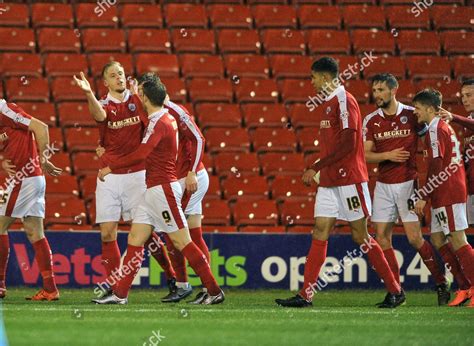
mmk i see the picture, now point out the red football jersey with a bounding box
[363,103,428,184]
[98,90,148,174]
[424,117,466,208]
[0,100,42,180]
[164,100,205,179]
[110,109,179,188]
[318,86,368,187]
[462,113,474,194]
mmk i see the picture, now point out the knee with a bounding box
[311,227,329,241]
[100,225,117,242]
[430,235,446,250]
[25,228,44,243]
[375,234,392,249]
[171,238,190,252]
[351,232,367,245]
[407,234,424,249]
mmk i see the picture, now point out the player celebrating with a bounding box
[275,58,404,309]
[92,74,224,305]
[413,89,474,308]
[0,99,62,301]
[363,74,450,305]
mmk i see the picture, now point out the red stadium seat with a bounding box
[224,55,270,79]
[195,103,241,129]
[45,197,87,225]
[248,0,288,3]
[453,56,474,79]
[352,30,395,55]
[205,128,250,153]
[49,152,72,175]
[64,128,100,152]
[172,29,216,54]
[207,175,222,199]
[297,127,321,153]
[260,152,305,176]
[202,153,213,175]
[432,5,473,30]
[201,200,231,225]
[223,175,269,201]
[240,226,286,233]
[88,53,134,77]
[441,31,474,55]
[343,5,386,29]
[337,0,376,4]
[252,5,298,29]
[397,31,441,55]
[45,175,79,198]
[214,152,260,177]
[406,56,451,79]
[0,53,42,77]
[128,29,171,53]
[57,102,96,127]
[359,104,377,117]
[280,199,315,226]
[73,152,101,177]
[279,79,314,104]
[234,79,279,103]
[306,30,350,54]
[397,80,417,104]
[416,79,461,104]
[287,226,312,234]
[331,56,360,79]
[188,78,233,103]
[75,4,119,28]
[298,6,341,29]
[44,53,88,77]
[362,56,406,79]
[79,174,97,201]
[289,103,322,128]
[271,175,315,201]
[242,103,288,128]
[385,6,430,29]
[38,28,81,53]
[16,102,57,127]
[52,77,88,102]
[0,3,29,27]
[252,128,297,153]
[218,29,261,54]
[120,4,163,28]
[261,29,306,54]
[165,4,208,28]
[202,225,237,233]
[31,3,74,28]
[344,79,371,103]
[233,200,279,226]
[135,53,180,78]
[49,128,65,152]
[161,78,187,103]
[5,77,49,102]
[180,54,224,79]
[0,28,35,52]
[207,5,253,29]
[270,55,312,79]
[82,29,126,53]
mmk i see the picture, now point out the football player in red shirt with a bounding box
[0,100,62,301]
[413,89,474,308]
[275,57,404,308]
[363,74,449,305]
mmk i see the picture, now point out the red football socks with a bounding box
[32,238,57,293]
[145,232,176,280]
[299,239,328,301]
[101,240,121,290]
[115,245,144,298]
[455,244,474,287]
[189,227,210,263]
[164,234,187,282]
[418,240,446,285]
[383,248,400,285]
[0,234,10,284]
[366,238,401,294]
[439,243,470,290]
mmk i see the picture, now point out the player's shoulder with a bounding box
[362,109,381,127]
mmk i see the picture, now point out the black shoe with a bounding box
[375,292,390,307]
[187,290,207,305]
[161,283,193,303]
[378,290,406,309]
[275,294,312,308]
[436,281,451,306]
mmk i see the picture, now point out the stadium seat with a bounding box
[64,128,100,152]
[128,29,171,53]
[306,30,350,54]
[432,5,473,30]
[45,153,72,175]
[270,55,312,79]
[79,174,97,201]
[416,79,461,104]
[172,29,216,54]
[52,77,88,102]
[120,4,163,28]
[202,225,237,233]
[271,175,315,201]
[73,152,101,177]
[233,200,279,226]
[252,5,298,29]
[453,56,474,79]
[359,104,377,117]
[337,0,376,4]
[343,79,371,103]
[297,127,321,153]
[201,200,231,225]
[343,5,386,29]
[261,29,306,54]
[240,226,286,233]
[37,28,81,53]
[218,29,261,54]
[16,102,56,127]
[134,54,179,78]
[205,128,250,152]
[279,79,314,104]
[165,4,208,28]
[298,6,341,29]
[351,30,395,55]
[89,53,134,77]
[0,3,29,27]
[207,175,222,199]
[180,54,224,79]
[5,77,50,102]
[385,6,430,29]
[0,53,42,77]
[49,128,65,151]
[45,197,87,225]
[259,152,305,176]
[222,175,269,201]
[82,29,126,53]
[188,78,233,103]
[362,56,406,79]
[242,103,288,128]
[207,4,253,29]
[31,3,74,28]
[406,56,451,79]
[280,199,315,226]
[195,103,241,129]
[45,175,79,198]
[160,78,187,103]
[396,80,417,104]
[234,79,279,103]
[251,128,297,153]
[202,153,214,175]
[75,3,119,28]
[224,55,270,79]
[397,31,441,55]
[441,31,474,55]
[287,225,312,234]
[57,102,96,127]
[289,103,322,128]
[0,28,35,52]
[44,53,88,77]
[214,152,260,177]
[47,224,93,232]
[331,56,360,79]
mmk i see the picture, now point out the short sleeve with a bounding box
[362,117,374,142]
[0,100,32,131]
[338,94,359,131]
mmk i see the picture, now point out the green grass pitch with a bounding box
[2,288,473,346]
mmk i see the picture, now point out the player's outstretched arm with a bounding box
[364,141,410,163]
[28,118,62,177]
[73,72,106,122]
[437,107,474,131]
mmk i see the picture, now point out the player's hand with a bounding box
[302,169,317,187]
[436,107,453,123]
[414,199,426,217]
[185,171,198,194]
[1,160,16,176]
[128,77,138,95]
[98,167,112,182]
[73,72,93,94]
[96,146,106,158]
[385,147,410,163]
[41,160,62,177]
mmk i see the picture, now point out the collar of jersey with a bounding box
[106,89,131,104]
[148,108,167,120]
[428,116,439,129]
[325,85,345,101]
[377,101,405,119]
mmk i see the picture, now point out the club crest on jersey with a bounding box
[326,106,331,114]
[128,103,136,112]
[400,116,408,124]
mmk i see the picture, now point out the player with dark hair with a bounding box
[275,57,404,309]
[363,73,450,305]
[413,89,474,308]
